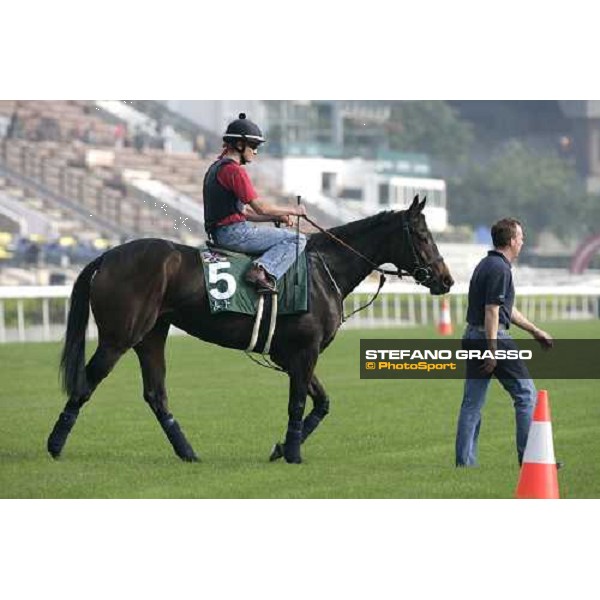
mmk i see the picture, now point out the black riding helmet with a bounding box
[223,113,265,147]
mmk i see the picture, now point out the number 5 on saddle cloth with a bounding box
[199,246,310,353]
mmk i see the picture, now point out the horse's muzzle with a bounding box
[429,274,454,295]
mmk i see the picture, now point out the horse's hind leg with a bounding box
[269,373,329,462]
[47,343,125,458]
[133,318,198,462]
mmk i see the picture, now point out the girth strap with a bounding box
[247,296,265,352]
[246,293,279,354]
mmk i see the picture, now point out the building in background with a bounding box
[255,151,447,231]
[261,100,392,158]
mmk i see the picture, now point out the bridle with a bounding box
[303,212,444,286]
[399,213,446,285]
[302,212,445,322]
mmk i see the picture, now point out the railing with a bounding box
[339,282,600,329]
[0,282,599,343]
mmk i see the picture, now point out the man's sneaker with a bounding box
[245,264,276,294]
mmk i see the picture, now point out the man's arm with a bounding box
[510,306,538,335]
[478,304,500,375]
[243,205,285,223]
[484,304,500,351]
[511,306,553,348]
[248,198,306,220]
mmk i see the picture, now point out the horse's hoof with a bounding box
[47,440,62,459]
[269,443,284,462]
[284,455,303,465]
[180,453,199,463]
[283,446,303,464]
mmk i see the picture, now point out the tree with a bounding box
[579,193,600,237]
[448,141,585,242]
[388,101,474,163]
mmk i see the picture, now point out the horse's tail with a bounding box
[60,255,103,398]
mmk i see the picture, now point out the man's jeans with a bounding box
[213,221,307,280]
[455,326,536,466]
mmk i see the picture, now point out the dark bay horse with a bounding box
[47,195,454,463]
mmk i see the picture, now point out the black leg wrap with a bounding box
[160,416,198,462]
[301,413,322,442]
[47,410,79,458]
[302,399,330,442]
[283,423,303,464]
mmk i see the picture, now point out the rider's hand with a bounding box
[280,215,293,227]
[295,205,307,217]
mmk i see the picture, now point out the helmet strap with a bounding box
[238,138,248,165]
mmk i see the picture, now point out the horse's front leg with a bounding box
[302,375,330,442]
[280,349,318,464]
[270,373,329,462]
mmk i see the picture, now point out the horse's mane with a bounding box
[307,210,401,251]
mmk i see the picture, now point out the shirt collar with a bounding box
[488,249,512,267]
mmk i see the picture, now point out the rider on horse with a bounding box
[203,113,307,293]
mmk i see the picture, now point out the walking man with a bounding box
[455,218,553,466]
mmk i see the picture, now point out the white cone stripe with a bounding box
[522,422,556,464]
[441,304,451,322]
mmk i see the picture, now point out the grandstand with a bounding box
[0,100,211,238]
[0,100,205,283]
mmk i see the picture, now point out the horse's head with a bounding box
[394,195,454,295]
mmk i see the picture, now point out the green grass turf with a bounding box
[0,320,598,498]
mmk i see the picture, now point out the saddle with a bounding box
[199,243,309,317]
[206,241,274,293]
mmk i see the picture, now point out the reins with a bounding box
[302,213,442,322]
[302,215,395,321]
[302,215,407,278]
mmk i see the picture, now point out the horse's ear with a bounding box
[409,195,420,212]
[419,196,427,211]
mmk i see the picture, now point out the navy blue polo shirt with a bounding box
[466,250,515,328]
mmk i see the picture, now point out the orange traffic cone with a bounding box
[515,390,560,499]
[437,297,453,335]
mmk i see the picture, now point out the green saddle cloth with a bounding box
[199,246,309,315]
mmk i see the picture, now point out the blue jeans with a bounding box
[455,326,536,466]
[213,221,307,280]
